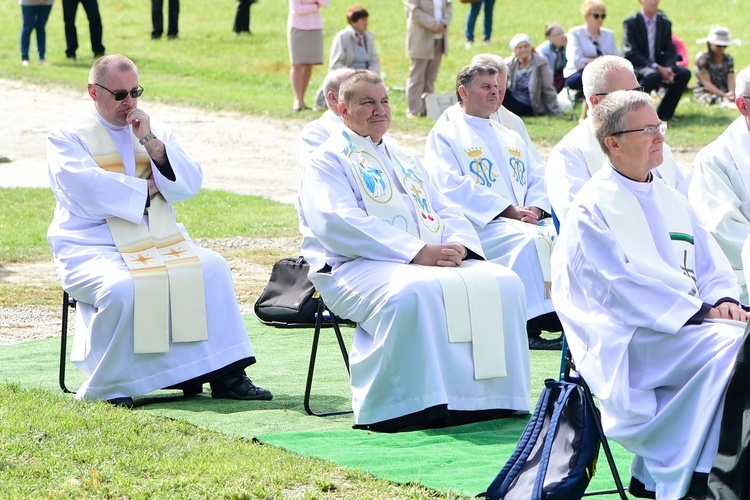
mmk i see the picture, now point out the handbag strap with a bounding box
[532,381,578,499]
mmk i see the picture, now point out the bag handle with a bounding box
[532,380,578,499]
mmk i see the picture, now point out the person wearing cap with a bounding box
[692,27,740,107]
[690,65,750,304]
[622,0,691,121]
[504,33,562,117]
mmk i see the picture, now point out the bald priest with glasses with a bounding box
[46,54,272,408]
[551,90,747,500]
[546,55,688,224]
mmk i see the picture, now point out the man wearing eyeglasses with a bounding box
[552,90,746,500]
[690,66,750,306]
[546,55,689,224]
[622,0,690,121]
[46,54,272,408]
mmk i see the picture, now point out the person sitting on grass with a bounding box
[692,27,740,107]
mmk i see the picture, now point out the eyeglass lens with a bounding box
[591,13,606,19]
[96,83,144,101]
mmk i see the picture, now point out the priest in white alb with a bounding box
[425,63,562,350]
[546,55,689,224]
[297,70,531,432]
[552,90,747,500]
[47,54,272,407]
[300,67,355,160]
[690,65,750,303]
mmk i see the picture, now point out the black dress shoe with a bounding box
[628,476,656,499]
[106,397,134,408]
[211,372,273,401]
[528,335,563,351]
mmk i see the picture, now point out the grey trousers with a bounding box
[406,38,444,116]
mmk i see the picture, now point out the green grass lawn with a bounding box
[1,0,746,148]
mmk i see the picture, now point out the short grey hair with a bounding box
[471,54,508,76]
[455,63,498,103]
[736,66,750,99]
[582,56,635,99]
[88,54,137,85]
[323,68,356,98]
[592,90,654,156]
[339,70,383,106]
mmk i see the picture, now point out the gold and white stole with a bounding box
[417,261,507,380]
[574,119,678,188]
[593,169,698,296]
[496,107,519,136]
[446,115,556,293]
[341,128,443,243]
[73,114,208,353]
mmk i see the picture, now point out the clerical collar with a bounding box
[610,162,653,183]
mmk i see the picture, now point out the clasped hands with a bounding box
[498,205,543,224]
[707,301,749,323]
[412,242,466,267]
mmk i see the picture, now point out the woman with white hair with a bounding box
[504,33,562,117]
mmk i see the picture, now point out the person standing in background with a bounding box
[19,0,54,66]
[62,0,105,60]
[404,0,452,118]
[233,0,257,36]
[288,0,330,113]
[151,0,180,40]
[464,0,495,49]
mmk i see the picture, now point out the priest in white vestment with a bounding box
[690,66,750,304]
[300,68,355,160]
[298,70,531,431]
[425,63,562,350]
[546,55,689,225]
[47,54,272,406]
[552,90,747,500]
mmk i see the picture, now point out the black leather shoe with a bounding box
[628,476,656,499]
[528,335,563,351]
[106,397,134,408]
[211,373,273,401]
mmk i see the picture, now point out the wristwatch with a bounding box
[139,131,156,145]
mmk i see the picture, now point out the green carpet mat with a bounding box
[0,315,634,497]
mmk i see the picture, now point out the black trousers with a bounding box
[151,0,180,38]
[62,0,104,58]
[708,322,750,500]
[635,65,690,121]
[233,0,254,33]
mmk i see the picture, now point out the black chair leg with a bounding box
[60,291,75,394]
[303,300,353,417]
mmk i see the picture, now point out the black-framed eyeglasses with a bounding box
[611,121,667,137]
[592,86,645,97]
[590,13,606,19]
[95,83,144,101]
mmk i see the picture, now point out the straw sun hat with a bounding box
[697,27,741,47]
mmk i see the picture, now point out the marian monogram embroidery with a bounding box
[467,147,496,187]
[508,147,526,187]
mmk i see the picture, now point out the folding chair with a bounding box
[303,298,353,417]
[59,290,76,394]
[560,339,628,499]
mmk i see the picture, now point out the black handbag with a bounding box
[254,257,320,328]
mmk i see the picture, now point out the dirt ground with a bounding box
[0,78,697,345]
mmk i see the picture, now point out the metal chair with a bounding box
[560,340,628,499]
[59,291,76,394]
[303,298,353,417]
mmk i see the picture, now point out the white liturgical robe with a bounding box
[552,166,744,500]
[297,125,531,426]
[690,116,750,303]
[47,108,255,401]
[300,109,343,160]
[546,117,689,224]
[425,109,555,320]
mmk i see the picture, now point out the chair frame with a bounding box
[561,339,628,499]
[59,291,76,394]
[303,299,353,417]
